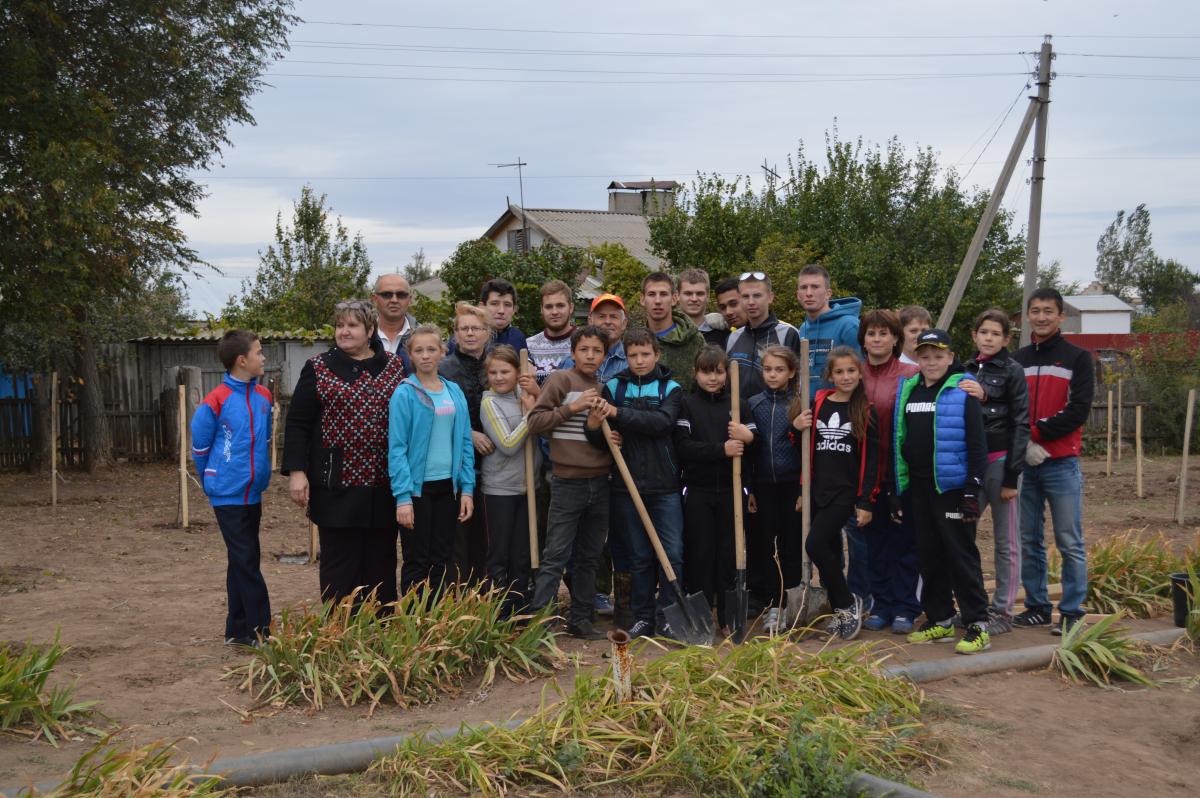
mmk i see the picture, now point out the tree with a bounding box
[594,242,649,306]
[648,132,1026,343]
[223,186,372,331]
[0,1,295,470]
[1037,259,1082,296]
[1095,204,1155,302]
[404,248,435,284]
[1135,257,1199,316]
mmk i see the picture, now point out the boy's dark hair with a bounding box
[571,324,610,352]
[714,277,740,296]
[623,327,661,354]
[973,307,1012,337]
[899,304,932,327]
[858,308,904,357]
[1028,287,1064,313]
[641,271,675,293]
[218,330,260,371]
[480,277,517,305]
[798,263,831,288]
[694,344,728,373]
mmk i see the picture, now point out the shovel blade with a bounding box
[725,570,749,644]
[783,583,830,630]
[664,589,715,646]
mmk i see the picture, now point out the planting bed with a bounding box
[0,456,1197,796]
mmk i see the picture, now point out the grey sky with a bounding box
[179,0,1200,315]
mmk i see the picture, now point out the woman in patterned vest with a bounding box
[283,300,407,608]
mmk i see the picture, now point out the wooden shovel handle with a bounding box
[731,361,746,570]
[601,419,679,584]
[519,349,539,570]
[799,339,812,550]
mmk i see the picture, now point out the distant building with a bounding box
[1063,294,1135,335]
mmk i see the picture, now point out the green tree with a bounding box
[1037,259,1082,296]
[1095,204,1155,302]
[1135,257,1199,316]
[404,248,435,284]
[594,242,649,306]
[223,186,372,331]
[0,0,295,470]
[749,233,819,324]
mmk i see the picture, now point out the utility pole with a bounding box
[1020,37,1054,347]
[937,36,1053,333]
[493,158,529,254]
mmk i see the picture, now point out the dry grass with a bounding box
[33,737,232,798]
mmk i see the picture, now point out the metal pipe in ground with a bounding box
[608,628,632,702]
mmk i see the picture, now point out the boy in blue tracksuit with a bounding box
[795,265,862,401]
[191,330,273,645]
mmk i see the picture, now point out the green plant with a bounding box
[1049,531,1182,618]
[370,638,937,796]
[0,634,101,746]
[228,587,564,712]
[36,737,233,798]
[1051,612,1154,689]
[747,712,864,798]
[1128,334,1200,454]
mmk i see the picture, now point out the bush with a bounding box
[1128,333,1200,454]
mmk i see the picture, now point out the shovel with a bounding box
[725,361,749,643]
[519,349,539,591]
[784,338,829,629]
[602,420,715,646]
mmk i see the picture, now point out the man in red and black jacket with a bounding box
[1012,288,1094,635]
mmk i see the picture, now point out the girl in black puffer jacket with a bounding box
[962,308,1030,633]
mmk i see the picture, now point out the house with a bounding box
[1063,294,1135,335]
[482,180,678,270]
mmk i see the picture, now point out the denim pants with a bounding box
[532,475,609,626]
[1019,455,1088,618]
[862,491,922,622]
[842,515,871,601]
[612,490,684,628]
[979,457,1021,616]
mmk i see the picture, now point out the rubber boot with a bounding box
[612,571,635,632]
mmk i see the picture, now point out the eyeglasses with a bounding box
[375,291,410,300]
[739,271,767,282]
[457,325,488,334]
[335,300,370,311]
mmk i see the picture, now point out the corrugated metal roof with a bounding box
[131,332,331,343]
[1065,295,1135,313]
[607,180,680,191]
[521,207,665,269]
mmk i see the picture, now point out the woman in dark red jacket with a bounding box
[856,309,922,635]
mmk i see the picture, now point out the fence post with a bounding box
[50,372,58,508]
[1178,388,1196,525]
[1105,387,1113,477]
[1135,404,1143,499]
[1116,378,1124,462]
[178,384,189,529]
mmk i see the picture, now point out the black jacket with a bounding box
[585,363,683,495]
[673,386,757,490]
[965,348,1031,489]
[438,348,486,432]
[725,313,804,401]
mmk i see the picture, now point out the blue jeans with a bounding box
[612,490,684,627]
[843,515,870,602]
[862,491,922,622]
[1019,456,1088,618]
[532,475,609,626]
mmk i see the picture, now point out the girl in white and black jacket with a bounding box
[791,346,881,640]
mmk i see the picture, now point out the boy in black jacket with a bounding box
[586,328,684,639]
[674,345,755,633]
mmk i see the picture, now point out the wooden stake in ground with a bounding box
[178,383,189,529]
[1105,387,1113,477]
[50,371,58,508]
[1117,378,1124,462]
[1136,404,1144,499]
[309,522,319,565]
[1178,388,1196,525]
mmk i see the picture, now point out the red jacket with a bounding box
[862,357,918,489]
[1013,331,1095,459]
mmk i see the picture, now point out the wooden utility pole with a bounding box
[1178,388,1196,525]
[939,37,1052,332]
[1019,37,1054,347]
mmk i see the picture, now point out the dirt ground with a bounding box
[0,455,1197,795]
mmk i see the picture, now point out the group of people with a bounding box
[192,266,1094,656]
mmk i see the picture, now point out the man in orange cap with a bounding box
[563,292,629,382]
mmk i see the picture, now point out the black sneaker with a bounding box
[1012,607,1053,627]
[628,619,653,639]
[1051,614,1084,637]
[566,621,607,640]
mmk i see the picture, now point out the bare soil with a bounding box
[0,455,1197,795]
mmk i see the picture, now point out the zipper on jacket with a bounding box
[769,393,778,483]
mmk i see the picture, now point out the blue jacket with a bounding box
[798,297,862,399]
[191,374,273,506]
[894,371,985,495]
[748,387,801,486]
[388,375,476,506]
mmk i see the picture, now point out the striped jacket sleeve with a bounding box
[481,395,529,456]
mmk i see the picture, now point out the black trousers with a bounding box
[682,486,737,618]
[453,471,488,585]
[318,524,398,608]
[805,499,856,611]
[749,480,802,607]
[213,504,271,641]
[401,478,458,596]
[908,473,990,626]
[483,493,532,614]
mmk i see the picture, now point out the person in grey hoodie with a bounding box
[796,264,862,401]
[479,345,540,615]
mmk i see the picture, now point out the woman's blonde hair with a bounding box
[453,301,490,331]
[333,300,378,337]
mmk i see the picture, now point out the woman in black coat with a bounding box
[282,301,407,607]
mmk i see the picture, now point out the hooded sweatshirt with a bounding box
[585,362,683,495]
[653,311,705,392]
[798,297,863,400]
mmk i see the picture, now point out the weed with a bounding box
[227,586,564,713]
[1051,612,1154,689]
[1050,531,1184,617]
[0,633,102,746]
[34,737,232,797]
[1183,564,1200,644]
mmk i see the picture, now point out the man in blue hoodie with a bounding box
[796,264,862,400]
[191,330,273,646]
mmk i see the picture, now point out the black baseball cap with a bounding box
[914,328,953,351]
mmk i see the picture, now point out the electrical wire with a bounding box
[960,80,1031,183]
[953,79,1032,169]
[266,71,1021,85]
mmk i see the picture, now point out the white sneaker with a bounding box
[763,607,781,634]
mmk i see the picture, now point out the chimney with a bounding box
[607,180,678,216]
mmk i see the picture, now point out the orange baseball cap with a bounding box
[590,293,625,312]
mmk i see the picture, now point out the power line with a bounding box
[1057,52,1200,60]
[960,79,1031,184]
[953,79,1032,169]
[267,70,1022,85]
[1058,72,1200,81]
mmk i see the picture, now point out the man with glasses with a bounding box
[372,274,418,357]
[725,272,803,400]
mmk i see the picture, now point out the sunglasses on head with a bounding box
[335,300,370,311]
[739,271,767,282]
[375,290,410,300]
